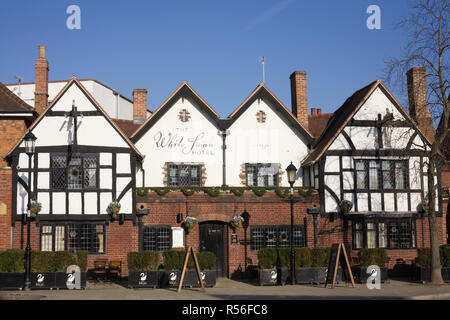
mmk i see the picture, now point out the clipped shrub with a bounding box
[53,251,76,272]
[196,251,216,270]
[0,249,25,273]
[358,248,387,267]
[277,248,290,268]
[257,248,277,269]
[163,250,186,270]
[415,248,431,267]
[311,248,331,267]
[295,247,312,268]
[31,251,55,272]
[127,251,160,271]
[440,245,450,268]
[76,250,88,272]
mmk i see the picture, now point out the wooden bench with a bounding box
[93,259,108,281]
[108,260,122,280]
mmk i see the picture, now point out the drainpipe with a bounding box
[220,130,230,187]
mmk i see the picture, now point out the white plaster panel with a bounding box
[100,153,112,166]
[51,82,97,112]
[37,172,49,189]
[384,193,395,211]
[342,171,354,190]
[68,193,82,214]
[409,157,422,189]
[343,193,355,212]
[38,153,50,168]
[18,154,34,169]
[397,193,408,211]
[342,156,353,169]
[119,190,132,213]
[371,193,382,212]
[345,126,378,150]
[52,193,66,214]
[325,175,340,199]
[357,193,368,212]
[325,189,339,213]
[16,182,28,215]
[116,154,131,174]
[324,156,339,172]
[100,192,112,214]
[37,192,49,214]
[410,193,422,212]
[100,169,112,189]
[116,177,131,194]
[353,87,405,121]
[329,133,350,150]
[84,192,98,214]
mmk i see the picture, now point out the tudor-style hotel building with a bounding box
[0,46,447,278]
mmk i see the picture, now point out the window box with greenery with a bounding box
[0,249,26,290]
[415,246,450,283]
[127,251,160,288]
[160,250,216,288]
[351,248,388,283]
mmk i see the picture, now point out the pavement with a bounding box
[1,278,450,300]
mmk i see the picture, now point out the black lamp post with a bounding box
[23,131,36,291]
[285,162,297,285]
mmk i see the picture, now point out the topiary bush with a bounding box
[53,251,76,272]
[440,245,450,268]
[127,251,160,271]
[277,248,290,268]
[163,250,186,270]
[75,250,88,272]
[295,247,312,268]
[197,251,216,270]
[416,247,449,267]
[0,249,25,273]
[31,251,55,272]
[358,248,387,267]
[311,248,331,267]
[257,248,277,269]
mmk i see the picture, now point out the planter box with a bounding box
[128,271,159,288]
[0,273,24,290]
[181,270,216,288]
[416,267,450,283]
[352,266,388,283]
[160,270,180,288]
[31,272,56,289]
[295,267,343,285]
[258,269,279,286]
[55,272,87,289]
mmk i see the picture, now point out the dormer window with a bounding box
[256,110,266,123]
[179,109,191,122]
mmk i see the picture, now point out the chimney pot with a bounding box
[317,108,322,115]
[311,108,316,115]
[133,89,148,124]
[406,67,434,142]
[290,71,308,128]
[39,45,46,59]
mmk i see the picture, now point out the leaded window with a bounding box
[250,225,305,251]
[354,159,409,191]
[143,226,172,252]
[352,219,416,249]
[51,154,99,190]
[40,225,66,252]
[246,163,279,187]
[67,223,105,254]
[167,164,201,186]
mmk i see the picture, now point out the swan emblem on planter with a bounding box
[170,272,177,281]
[37,274,44,283]
[270,270,277,280]
[201,272,206,281]
[67,273,75,284]
[140,272,147,281]
[369,268,378,279]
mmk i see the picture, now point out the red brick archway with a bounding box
[196,213,229,223]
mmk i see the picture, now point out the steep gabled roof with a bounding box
[226,83,314,143]
[6,76,143,159]
[308,113,334,141]
[0,81,35,114]
[131,81,222,142]
[302,79,433,165]
[112,119,142,139]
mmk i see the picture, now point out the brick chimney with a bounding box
[34,45,49,115]
[406,67,435,142]
[290,71,308,128]
[133,89,147,124]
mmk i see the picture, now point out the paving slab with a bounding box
[1,278,449,300]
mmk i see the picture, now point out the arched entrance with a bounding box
[199,221,226,278]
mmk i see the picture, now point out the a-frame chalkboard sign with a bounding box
[177,246,205,293]
[324,243,355,288]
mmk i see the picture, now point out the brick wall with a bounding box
[0,168,12,250]
[0,118,28,167]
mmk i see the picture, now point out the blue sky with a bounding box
[0,0,412,117]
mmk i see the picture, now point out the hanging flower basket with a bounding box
[183,216,198,234]
[108,201,121,219]
[230,215,244,229]
[29,200,42,218]
[339,200,353,214]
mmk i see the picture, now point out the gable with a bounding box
[7,78,141,157]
